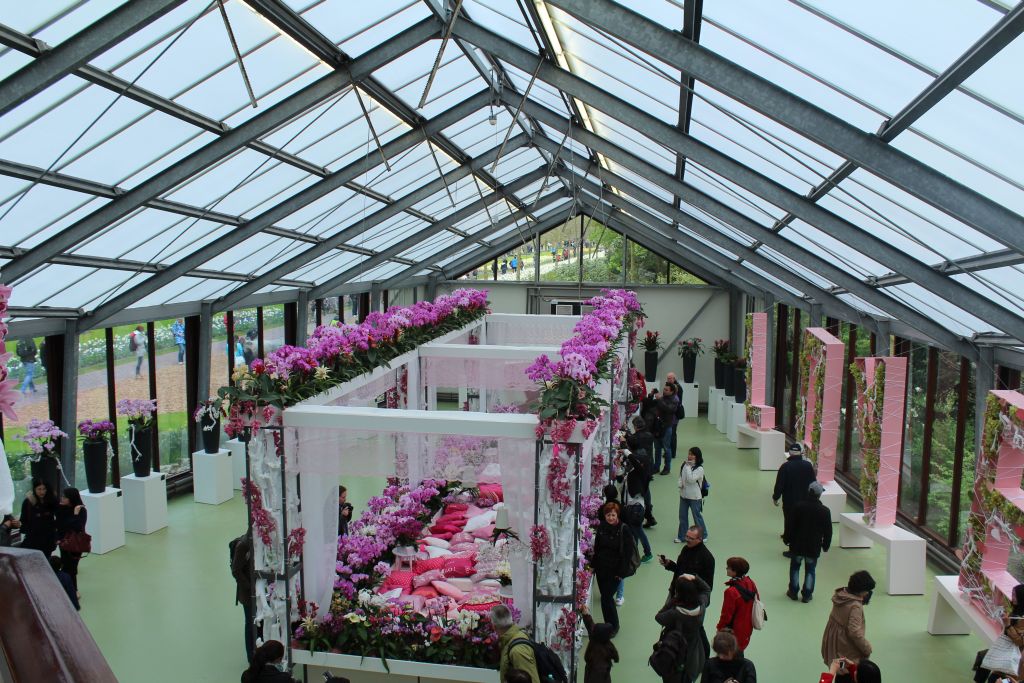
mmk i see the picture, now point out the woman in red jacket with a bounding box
[716,557,758,655]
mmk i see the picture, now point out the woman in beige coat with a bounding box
[821,570,876,665]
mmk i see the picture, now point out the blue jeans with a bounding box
[177,343,185,363]
[653,430,673,472]
[679,497,707,541]
[615,579,624,601]
[789,555,817,599]
[135,355,144,376]
[20,361,35,394]
[627,521,651,556]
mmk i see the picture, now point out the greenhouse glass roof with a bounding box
[0,0,1021,355]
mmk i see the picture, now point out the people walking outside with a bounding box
[491,604,541,683]
[773,443,817,551]
[655,573,711,682]
[821,570,876,665]
[16,337,38,395]
[701,631,757,683]
[130,325,147,377]
[20,477,57,556]
[56,487,87,591]
[716,557,759,655]
[660,525,715,593]
[786,481,832,603]
[172,318,186,364]
[656,384,682,474]
[677,447,707,542]
[580,604,619,683]
[592,501,637,634]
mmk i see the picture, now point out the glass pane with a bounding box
[210,312,231,400]
[956,360,978,547]
[262,304,286,358]
[898,343,928,519]
[113,323,153,479]
[924,350,962,540]
[154,316,190,477]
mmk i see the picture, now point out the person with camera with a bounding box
[624,416,657,528]
[821,571,876,666]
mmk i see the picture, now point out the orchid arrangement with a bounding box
[0,284,16,421]
[712,339,731,359]
[193,398,224,429]
[116,398,157,429]
[218,289,489,436]
[677,337,704,358]
[77,419,116,443]
[17,418,67,457]
[641,330,662,352]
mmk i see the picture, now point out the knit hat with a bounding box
[787,443,804,456]
[847,570,877,594]
[808,481,824,499]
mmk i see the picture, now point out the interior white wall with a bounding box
[435,282,730,403]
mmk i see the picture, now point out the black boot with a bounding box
[643,517,657,528]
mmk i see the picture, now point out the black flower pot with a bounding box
[682,355,697,384]
[82,440,109,494]
[714,358,725,390]
[128,424,153,478]
[644,350,658,382]
[734,368,747,404]
[200,415,221,454]
[723,364,735,396]
[30,456,60,496]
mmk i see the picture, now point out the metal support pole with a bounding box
[764,291,776,401]
[197,302,213,402]
[295,290,309,347]
[60,318,80,485]
[875,319,892,356]
[809,303,823,329]
[976,346,995,451]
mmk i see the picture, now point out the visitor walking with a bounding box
[56,487,87,591]
[665,372,683,463]
[624,416,656,527]
[20,477,57,556]
[240,640,298,683]
[592,501,637,634]
[821,570,876,665]
[773,443,817,550]
[655,573,711,683]
[621,447,653,563]
[171,318,186,364]
[716,557,759,655]
[701,631,757,683]
[231,532,256,662]
[656,384,681,474]
[491,604,541,683]
[16,337,38,395]
[580,605,618,683]
[130,325,147,377]
[677,447,707,541]
[660,525,715,595]
[786,481,832,603]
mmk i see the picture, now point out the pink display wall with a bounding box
[745,312,775,429]
[801,328,844,482]
[856,357,907,527]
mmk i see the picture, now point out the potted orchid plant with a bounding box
[712,339,730,390]
[78,419,115,494]
[116,398,157,478]
[641,330,663,382]
[676,337,703,384]
[194,398,225,454]
[18,418,67,494]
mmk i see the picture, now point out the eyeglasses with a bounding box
[684,535,701,541]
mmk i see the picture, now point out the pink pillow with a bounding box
[381,570,414,593]
[431,580,466,601]
[449,542,478,553]
[461,600,501,612]
[413,568,445,589]
[423,537,450,549]
[430,523,462,534]
[471,524,496,540]
[412,586,438,599]
[413,556,448,574]
[437,513,467,523]
[443,556,476,578]
[450,532,475,545]
[445,503,468,513]
[433,532,454,541]
[470,572,497,583]
[478,483,504,502]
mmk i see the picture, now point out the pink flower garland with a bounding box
[287,527,306,560]
[529,524,551,561]
[242,478,277,547]
[552,606,578,652]
[546,446,572,509]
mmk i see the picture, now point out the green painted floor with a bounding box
[77,418,983,682]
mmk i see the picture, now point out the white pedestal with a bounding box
[839,513,927,595]
[820,480,847,523]
[928,575,1001,643]
[727,402,745,442]
[122,473,167,535]
[681,383,699,420]
[716,394,730,433]
[193,449,234,505]
[226,438,247,491]
[708,388,722,424]
[736,423,787,472]
[81,487,125,554]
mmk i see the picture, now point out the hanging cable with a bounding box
[217,0,258,109]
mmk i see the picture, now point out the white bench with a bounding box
[928,575,1001,644]
[726,402,745,442]
[839,512,927,594]
[820,481,847,523]
[681,382,699,420]
[708,387,723,423]
[736,423,786,470]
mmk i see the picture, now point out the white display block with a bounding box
[681,383,699,420]
[727,402,745,442]
[820,480,847,523]
[121,473,167,535]
[293,649,500,683]
[736,423,786,471]
[226,438,247,491]
[193,449,234,505]
[716,394,730,432]
[81,487,125,554]
[928,575,1001,644]
[839,513,927,595]
[708,387,722,423]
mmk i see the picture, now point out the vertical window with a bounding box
[923,349,963,539]
[4,335,49,501]
[898,342,929,519]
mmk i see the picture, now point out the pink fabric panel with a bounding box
[750,313,768,406]
[874,357,906,527]
[804,328,844,482]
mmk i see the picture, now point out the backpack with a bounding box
[732,583,767,630]
[648,625,687,677]
[508,639,568,683]
[623,502,645,527]
[675,400,685,420]
[701,474,711,498]
[621,526,641,578]
[129,333,138,352]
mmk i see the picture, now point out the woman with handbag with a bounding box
[57,487,88,590]
[20,477,57,556]
[592,502,637,636]
[716,557,759,656]
[977,584,1024,682]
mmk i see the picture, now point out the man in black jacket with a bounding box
[624,417,656,527]
[659,526,715,597]
[773,443,817,551]
[786,481,832,603]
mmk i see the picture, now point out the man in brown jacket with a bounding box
[821,570,875,665]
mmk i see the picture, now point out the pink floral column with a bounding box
[796,328,844,482]
[852,357,906,527]
[744,313,775,429]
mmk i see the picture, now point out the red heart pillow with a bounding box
[413,556,448,574]
[381,570,414,593]
[443,556,475,578]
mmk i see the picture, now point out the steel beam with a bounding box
[0,0,186,117]
[0,18,438,283]
[544,0,1024,249]
[674,0,703,190]
[213,124,524,309]
[80,92,482,329]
